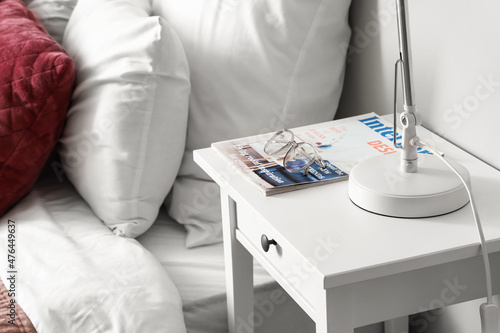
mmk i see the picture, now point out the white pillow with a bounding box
[24,0,78,44]
[59,0,190,238]
[152,0,352,247]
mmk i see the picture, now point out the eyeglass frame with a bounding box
[264,129,326,175]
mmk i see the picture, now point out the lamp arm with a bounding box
[395,0,421,173]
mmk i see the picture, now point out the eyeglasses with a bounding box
[264,129,326,175]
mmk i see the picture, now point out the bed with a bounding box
[0,0,386,332]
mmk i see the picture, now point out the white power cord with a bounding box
[412,138,499,333]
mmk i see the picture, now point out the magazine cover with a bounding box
[211,112,431,195]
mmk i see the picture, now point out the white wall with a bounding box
[338,0,500,172]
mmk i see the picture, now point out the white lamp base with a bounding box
[348,153,470,218]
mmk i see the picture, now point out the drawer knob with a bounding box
[261,234,277,252]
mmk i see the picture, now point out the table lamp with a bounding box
[348,2,500,331]
[348,0,470,218]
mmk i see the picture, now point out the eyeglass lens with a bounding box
[284,143,315,172]
[264,130,294,155]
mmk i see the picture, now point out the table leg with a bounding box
[384,317,409,333]
[221,190,254,333]
[316,288,355,333]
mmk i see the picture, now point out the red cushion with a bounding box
[0,0,75,216]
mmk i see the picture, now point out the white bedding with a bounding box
[0,169,186,333]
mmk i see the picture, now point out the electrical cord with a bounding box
[412,138,499,333]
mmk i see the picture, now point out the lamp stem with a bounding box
[396,0,419,173]
[396,0,414,106]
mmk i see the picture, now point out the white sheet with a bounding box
[0,169,186,333]
[138,210,383,333]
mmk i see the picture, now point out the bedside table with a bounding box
[194,120,500,333]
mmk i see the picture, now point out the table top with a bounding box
[194,117,500,289]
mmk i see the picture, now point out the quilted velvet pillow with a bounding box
[58,0,190,238]
[152,0,352,247]
[0,0,75,217]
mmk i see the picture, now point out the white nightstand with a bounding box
[194,118,500,333]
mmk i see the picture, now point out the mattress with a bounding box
[138,208,383,333]
[0,168,186,332]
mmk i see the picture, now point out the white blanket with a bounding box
[0,171,186,333]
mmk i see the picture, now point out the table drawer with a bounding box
[235,201,320,318]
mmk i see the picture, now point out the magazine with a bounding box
[211,112,431,195]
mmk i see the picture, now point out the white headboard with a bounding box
[338,0,500,171]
